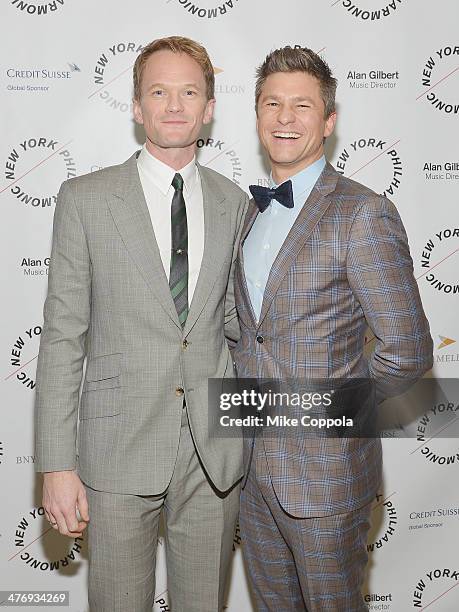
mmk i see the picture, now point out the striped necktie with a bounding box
[169,173,188,327]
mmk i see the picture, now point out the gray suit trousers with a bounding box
[84,409,240,612]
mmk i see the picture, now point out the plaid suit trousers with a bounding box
[240,435,371,611]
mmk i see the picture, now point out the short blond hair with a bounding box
[133,36,215,101]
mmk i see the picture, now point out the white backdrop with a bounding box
[1,1,458,610]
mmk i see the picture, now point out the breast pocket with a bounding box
[79,352,123,419]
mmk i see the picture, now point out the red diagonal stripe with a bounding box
[349,140,401,179]
[154,588,168,601]
[202,142,239,168]
[8,526,54,561]
[416,246,459,281]
[0,140,73,195]
[409,416,459,455]
[420,579,459,610]
[416,66,459,100]
[4,354,38,381]
[372,491,396,512]
[88,63,134,100]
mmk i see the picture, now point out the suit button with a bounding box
[182,339,188,349]
[256,335,264,344]
[175,387,184,397]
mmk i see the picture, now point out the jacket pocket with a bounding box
[83,352,122,391]
[79,353,122,419]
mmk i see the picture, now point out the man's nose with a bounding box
[166,92,184,113]
[277,104,295,125]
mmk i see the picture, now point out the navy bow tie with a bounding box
[249,180,294,213]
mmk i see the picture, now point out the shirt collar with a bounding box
[270,156,326,204]
[138,144,198,196]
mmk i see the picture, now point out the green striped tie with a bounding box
[169,173,188,327]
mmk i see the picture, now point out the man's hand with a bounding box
[43,470,89,537]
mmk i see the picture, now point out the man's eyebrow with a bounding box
[145,82,201,90]
[260,94,316,103]
[291,95,315,103]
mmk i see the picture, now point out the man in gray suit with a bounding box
[35,36,248,612]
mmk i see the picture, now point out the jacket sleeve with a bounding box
[34,180,91,472]
[346,195,433,403]
[224,192,249,350]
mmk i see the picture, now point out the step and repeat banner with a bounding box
[1,1,458,610]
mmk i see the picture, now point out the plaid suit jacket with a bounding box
[233,162,433,518]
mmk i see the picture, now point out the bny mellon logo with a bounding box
[437,336,456,350]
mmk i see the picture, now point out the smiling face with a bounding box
[133,49,215,168]
[256,71,336,183]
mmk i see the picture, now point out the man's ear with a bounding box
[133,98,143,125]
[324,111,337,138]
[203,98,216,125]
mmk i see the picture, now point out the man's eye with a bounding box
[267,102,279,107]
[297,104,310,108]
[185,90,197,96]
[152,90,164,96]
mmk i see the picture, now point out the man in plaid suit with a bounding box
[233,46,433,611]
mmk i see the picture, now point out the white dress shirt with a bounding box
[137,145,204,303]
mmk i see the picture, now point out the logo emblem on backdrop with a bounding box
[90,42,143,114]
[3,138,76,209]
[11,507,84,571]
[333,137,403,198]
[154,592,170,612]
[418,229,459,296]
[332,0,405,22]
[167,0,241,19]
[9,0,66,16]
[412,400,459,467]
[412,568,459,609]
[438,336,456,350]
[366,492,398,553]
[434,335,459,366]
[196,136,243,185]
[7,325,42,391]
[418,45,459,115]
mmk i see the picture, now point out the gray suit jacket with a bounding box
[35,152,248,494]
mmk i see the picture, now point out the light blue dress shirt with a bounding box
[243,156,326,321]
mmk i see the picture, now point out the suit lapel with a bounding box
[236,202,260,328]
[107,152,181,330]
[241,201,259,246]
[183,163,227,335]
[257,162,339,328]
